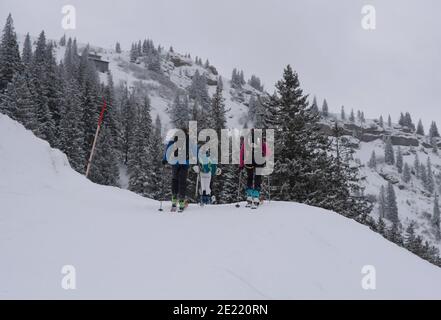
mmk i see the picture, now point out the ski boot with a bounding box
[171,196,178,213]
[245,189,254,208]
[251,189,261,209]
[178,199,188,213]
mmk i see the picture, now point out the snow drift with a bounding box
[1,114,441,299]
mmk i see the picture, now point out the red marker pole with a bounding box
[85,99,107,179]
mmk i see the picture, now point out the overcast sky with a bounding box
[1,0,440,128]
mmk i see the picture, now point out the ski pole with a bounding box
[85,99,107,179]
[159,165,165,212]
[267,175,271,204]
[235,169,242,208]
[195,171,200,199]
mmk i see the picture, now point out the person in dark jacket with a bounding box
[239,129,269,206]
[162,128,196,211]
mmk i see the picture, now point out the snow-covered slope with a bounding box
[320,115,441,252]
[1,114,441,299]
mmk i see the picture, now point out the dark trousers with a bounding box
[172,165,189,200]
[246,167,262,191]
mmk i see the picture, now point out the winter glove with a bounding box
[192,165,200,173]
[216,168,222,176]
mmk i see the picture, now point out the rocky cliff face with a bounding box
[319,118,424,147]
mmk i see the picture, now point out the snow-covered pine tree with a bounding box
[414,153,420,178]
[388,115,392,127]
[59,34,66,46]
[341,106,345,120]
[430,121,440,138]
[31,31,55,145]
[122,90,138,164]
[169,92,190,130]
[59,77,85,173]
[211,79,228,137]
[368,150,377,169]
[416,119,425,135]
[378,185,386,218]
[22,33,32,69]
[404,222,418,253]
[384,137,395,165]
[349,109,355,122]
[0,14,21,94]
[209,80,229,197]
[78,46,101,164]
[420,163,427,187]
[115,42,121,54]
[387,222,403,246]
[377,216,386,235]
[432,194,440,239]
[247,94,257,125]
[272,66,371,217]
[248,75,264,92]
[188,70,211,115]
[399,113,405,126]
[254,95,268,129]
[403,163,411,183]
[63,38,78,81]
[379,115,384,128]
[149,115,166,200]
[128,96,154,196]
[44,41,64,147]
[310,96,319,115]
[130,43,138,63]
[426,157,435,194]
[385,182,399,223]
[321,99,329,117]
[239,70,245,86]
[404,112,415,131]
[89,124,120,186]
[2,73,37,130]
[396,146,403,173]
[231,68,241,89]
[102,72,122,160]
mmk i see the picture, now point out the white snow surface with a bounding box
[1,114,441,299]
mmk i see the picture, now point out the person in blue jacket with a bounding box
[162,128,197,211]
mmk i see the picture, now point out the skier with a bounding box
[239,129,269,208]
[193,150,221,205]
[162,128,196,212]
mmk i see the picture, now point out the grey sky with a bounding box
[1,0,440,129]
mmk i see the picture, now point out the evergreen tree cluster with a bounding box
[258,65,371,218]
[0,14,122,187]
[130,38,161,72]
[248,75,264,92]
[366,217,441,267]
[231,68,245,89]
[398,112,415,131]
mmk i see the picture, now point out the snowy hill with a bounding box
[2,114,441,299]
[17,34,260,132]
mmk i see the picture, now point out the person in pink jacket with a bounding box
[239,129,269,206]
